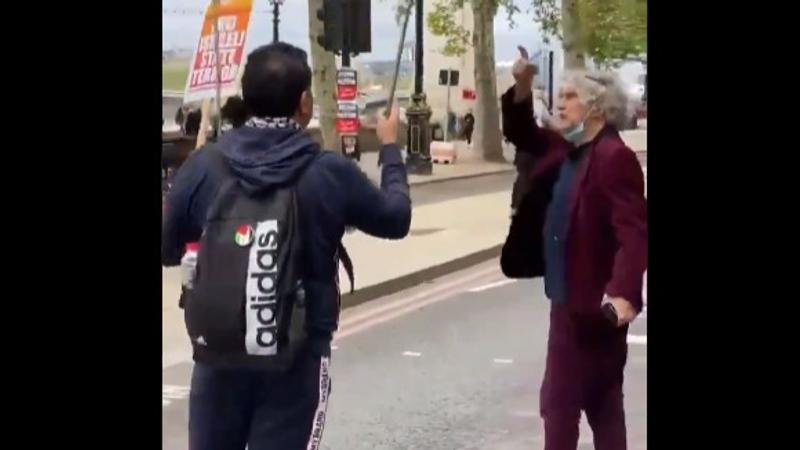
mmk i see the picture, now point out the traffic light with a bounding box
[316,0,371,55]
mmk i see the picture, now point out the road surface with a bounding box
[163,259,647,449]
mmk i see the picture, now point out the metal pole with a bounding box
[272,1,279,42]
[414,0,423,95]
[341,0,351,67]
[404,0,432,175]
[444,69,451,142]
[547,50,554,113]
[213,0,222,138]
[339,0,357,160]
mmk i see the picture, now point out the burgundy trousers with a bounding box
[540,304,629,450]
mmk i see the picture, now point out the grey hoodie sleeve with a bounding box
[343,144,411,239]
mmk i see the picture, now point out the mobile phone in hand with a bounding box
[602,302,618,325]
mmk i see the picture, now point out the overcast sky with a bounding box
[162,0,548,64]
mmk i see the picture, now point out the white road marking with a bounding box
[468,279,517,293]
[335,267,503,342]
[339,265,499,329]
[493,358,514,364]
[627,334,647,345]
[402,351,422,357]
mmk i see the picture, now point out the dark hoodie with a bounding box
[162,126,411,348]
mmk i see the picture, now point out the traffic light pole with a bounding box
[341,0,351,67]
[272,2,279,42]
[338,0,360,160]
[269,0,282,42]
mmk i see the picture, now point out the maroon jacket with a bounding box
[502,117,648,313]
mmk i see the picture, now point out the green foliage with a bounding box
[533,0,647,65]
[427,0,647,64]
[428,0,469,56]
[427,1,524,56]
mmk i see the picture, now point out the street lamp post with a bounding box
[405,0,433,175]
[269,0,283,42]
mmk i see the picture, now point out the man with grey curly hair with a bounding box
[559,70,631,132]
[501,69,647,450]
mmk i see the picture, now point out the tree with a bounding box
[533,0,647,68]
[470,1,507,162]
[308,0,339,150]
[428,0,646,160]
[428,0,517,162]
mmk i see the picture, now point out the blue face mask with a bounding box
[560,107,594,144]
[561,122,585,144]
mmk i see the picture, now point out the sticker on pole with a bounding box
[337,69,358,101]
[336,102,359,135]
[183,0,254,103]
[336,118,360,135]
[342,135,357,155]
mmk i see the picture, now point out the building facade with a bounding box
[421,4,476,127]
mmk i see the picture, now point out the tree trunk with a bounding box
[472,0,505,162]
[308,0,339,150]
[561,0,586,69]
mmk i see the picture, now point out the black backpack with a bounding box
[185,147,352,371]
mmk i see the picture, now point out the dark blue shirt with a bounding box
[543,146,588,304]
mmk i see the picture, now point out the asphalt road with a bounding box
[162,260,647,450]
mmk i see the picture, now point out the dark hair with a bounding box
[241,42,312,118]
[221,96,248,128]
[184,108,202,135]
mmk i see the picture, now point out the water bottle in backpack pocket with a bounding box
[178,242,199,309]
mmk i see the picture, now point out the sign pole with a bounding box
[213,0,223,136]
[195,99,212,149]
[444,69,451,142]
[195,0,222,150]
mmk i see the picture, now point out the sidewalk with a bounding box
[356,140,516,186]
[338,189,511,306]
[622,129,647,152]
[356,129,645,186]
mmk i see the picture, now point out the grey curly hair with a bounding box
[561,70,630,130]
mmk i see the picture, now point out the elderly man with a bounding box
[502,70,647,450]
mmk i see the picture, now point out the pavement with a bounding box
[357,128,643,187]
[163,260,647,449]
[621,129,646,152]
[357,141,516,187]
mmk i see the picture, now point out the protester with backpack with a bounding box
[161,42,411,450]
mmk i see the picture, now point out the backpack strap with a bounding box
[201,144,240,223]
[338,242,355,294]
